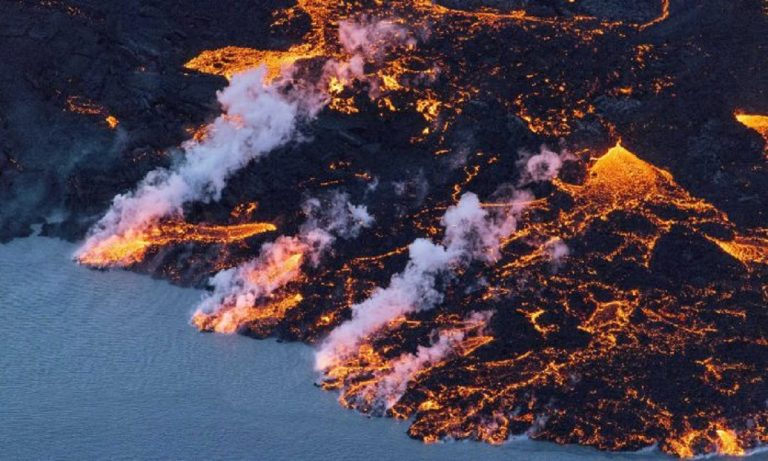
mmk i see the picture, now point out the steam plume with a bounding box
[76,17,415,265]
[518,146,574,184]
[315,192,520,370]
[545,237,570,267]
[192,192,372,333]
[76,68,305,262]
[328,18,417,98]
[354,311,493,412]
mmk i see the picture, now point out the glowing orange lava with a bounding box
[77,221,276,268]
[107,1,768,457]
[667,424,746,458]
[735,113,768,151]
[302,143,768,457]
[192,236,313,335]
[185,46,321,81]
[182,0,669,138]
[192,293,304,334]
[105,115,119,129]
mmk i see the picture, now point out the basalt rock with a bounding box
[3,0,768,458]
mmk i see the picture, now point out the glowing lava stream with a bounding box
[76,221,276,267]
[78,16,415,271]
[667,423,747,459]
[191,193,374,336]
[736,112,768,153]
[190,236,310,334]
[510,142,768,269]
[324,311,495,415]
[192,293,305,334]
[639,0,671,30]
[303,143,768,458]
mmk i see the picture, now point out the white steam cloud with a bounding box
[355,310,493,411]
[545,237,570,268]
[323,18,417,99]
[76,68,305,259]
[194,192,373,318]
[76,17,414,263]
[315,192,524,370]
[518,146,574,185]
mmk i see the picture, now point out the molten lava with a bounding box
[77,221,276,268]
[185,46,321,81]
[190,232,324,336]
[736,113,768,152]
[183,0,674,139]
[105,115,119,129]
[192,293,304,334]
[290,144,767,458]
[79,0,768,458]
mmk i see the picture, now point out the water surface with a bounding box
[0,237,745,460]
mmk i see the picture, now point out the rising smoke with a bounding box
[76,17,415,265]
[352,310,493,413]
[328,18,418,98]
[316,146,573,373]
[75,68,305,261]
[193,192,373,329]
[545,237,570,268]
[518,146,575,185]
[518,146,574,266]
[315,192,522,370]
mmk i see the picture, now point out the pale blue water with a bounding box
[0,237,754,460]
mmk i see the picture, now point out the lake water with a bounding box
[0,237,753,460]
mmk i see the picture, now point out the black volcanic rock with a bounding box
[437,0,661,21]
[2,0,768,458]
[0,0,292,242]
[649,226,744,287]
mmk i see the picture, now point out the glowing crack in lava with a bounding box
[297,144,768,458]
[184,0,675,139]
[77,0,768,458]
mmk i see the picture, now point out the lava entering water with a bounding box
[76,221,276,267]
[75,0,768,458]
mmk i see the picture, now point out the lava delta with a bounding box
[3,0,768,458]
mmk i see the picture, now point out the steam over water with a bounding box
[0,237,733,460]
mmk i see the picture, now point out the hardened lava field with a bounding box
[3,0,767,458]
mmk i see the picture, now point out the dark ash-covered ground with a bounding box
[1,0,765,245]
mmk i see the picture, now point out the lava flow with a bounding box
[190,238,308,335]
[736,112,768,153]
[76,221,276,267]
[74,0,768,458]
[192,293,304,334]
[310,143,768,458]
